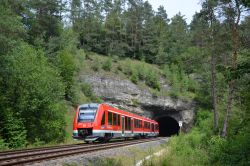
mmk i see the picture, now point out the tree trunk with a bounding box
[221,80,235,137]
[221,0,240,138]
[208,3,219,133]
[211,53,219,132]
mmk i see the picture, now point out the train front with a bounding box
[72,103,99,141]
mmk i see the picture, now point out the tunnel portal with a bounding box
[157,116,180,137]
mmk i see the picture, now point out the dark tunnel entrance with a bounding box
[157,116,180,137]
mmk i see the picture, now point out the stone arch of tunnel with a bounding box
[156,116,180,137]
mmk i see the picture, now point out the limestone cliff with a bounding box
[79,74,195,132]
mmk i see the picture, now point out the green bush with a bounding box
[2,111,27,149]
[163,64,197,98]
[57,49,76,102]
[81,82,102,103]
[145,70,161,91]
[130,71,139,84]
[92,58,100,71]
[102,57,112,71]
[208,135,227,164]
[0,138,7,150]
[0,43,67,145]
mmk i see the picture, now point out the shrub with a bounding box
[130,71,139,84]
[2,111,27,149]
[57,49,76,102]
[1,43,67,145]
[92,58,100,71]
[145,70,160,91]
[102,57,112,71]
[81,82,102,102]
[0,138,7,150]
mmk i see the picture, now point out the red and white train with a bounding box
[72,103,159,142]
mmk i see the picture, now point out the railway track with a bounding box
[0,138,165,166]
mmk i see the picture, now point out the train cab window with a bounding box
[113,113,117,125]
[101,111,105,125]
[118,114,120,126]
[78,106,98,122]
[108,112,112,125]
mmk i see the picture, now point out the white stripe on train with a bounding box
[93,130,159,134]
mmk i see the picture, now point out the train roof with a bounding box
[100,103,157,124]
[79,103,99,108]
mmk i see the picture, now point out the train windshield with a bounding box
[78,107,98,122]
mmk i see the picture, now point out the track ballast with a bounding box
[0,138,165,166]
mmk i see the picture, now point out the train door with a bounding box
[122,116,125,136]
[131,119,134,134]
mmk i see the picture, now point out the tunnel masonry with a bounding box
[141,105,195,136]
[82,74,196,136]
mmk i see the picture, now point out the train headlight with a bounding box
[73,130,78,136]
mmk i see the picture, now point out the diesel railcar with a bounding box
[72,103,159,142]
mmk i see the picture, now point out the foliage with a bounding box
[130,71,139,84]
[102,57,112,71]
[163,64,198,99]
[57,49,76,101]
[119,59,161,90]
[91,57,101,72]
[0,138,7,150]
[0,43,67,146]
[0,2,25,55]
[1,111,27,149]
[145,70,161,91]
[81,82,102,103]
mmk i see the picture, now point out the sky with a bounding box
[147,0,202,24]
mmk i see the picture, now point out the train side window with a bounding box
[118,114,120,126]
[128,117,131,130]
[113,113,117,125]
[125,117,128,130]
[117,114,121,126]
[134,119,137,128]
[151,123,154,131]
[108,112,112,125]
[101,111,105,125]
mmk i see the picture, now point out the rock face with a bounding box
[80,74,195,132]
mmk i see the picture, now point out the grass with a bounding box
[64,106,77,144]
[85,144,166,166]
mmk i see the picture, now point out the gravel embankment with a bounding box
[30,138,168,166]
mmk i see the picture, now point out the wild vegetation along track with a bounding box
[0,138,165,166]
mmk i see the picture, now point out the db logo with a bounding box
[82,124,86,127]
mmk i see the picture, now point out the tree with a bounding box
[0,43,66,144]
[202,0,220,133]
[167,13,189,64]
[27,0,64,45]
[219,0,247,138]
[0,2,25,55]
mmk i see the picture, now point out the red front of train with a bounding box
[72,103,159,142]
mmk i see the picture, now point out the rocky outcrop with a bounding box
[79,74,195,132]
